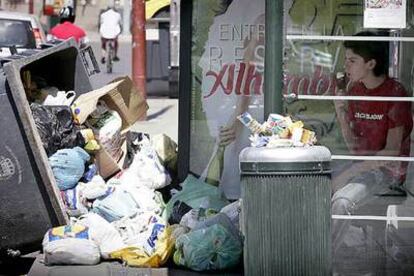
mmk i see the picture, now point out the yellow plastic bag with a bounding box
[109,226,175,267]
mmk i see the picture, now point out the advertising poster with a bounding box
[364,0,406,29]
[189,0,265,199]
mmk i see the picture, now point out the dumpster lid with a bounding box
[239,146,331,174]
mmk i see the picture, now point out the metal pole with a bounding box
[132,0,147,101]
[264,0,283,117]
[29,0,34,14]
[123,0,131,35]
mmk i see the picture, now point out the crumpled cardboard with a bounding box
[71,77,148,179]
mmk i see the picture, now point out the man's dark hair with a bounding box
[343,31,389,76]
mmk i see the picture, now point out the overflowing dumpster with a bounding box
[0,40,95,254]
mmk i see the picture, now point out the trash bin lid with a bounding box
[239,146,331,174]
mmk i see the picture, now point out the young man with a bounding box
[99,5,122,64]
[49,6,88,47]
[332,31,413,250]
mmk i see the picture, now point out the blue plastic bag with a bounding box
[174,213,243,271]
[92,188,139,222]
[166,175,229,218]
[49,147,90,190]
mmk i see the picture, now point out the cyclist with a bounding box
[48,6,89,47]
[99,5,122,64]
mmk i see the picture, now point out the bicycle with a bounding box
[105,39,116,73]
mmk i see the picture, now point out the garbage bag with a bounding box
[170,224,190,241]
[151,134,178,169]
[78,175,114,200]
[174,213,243,271]
[179,208,218,229]
[49,147,90,191]
[60,186,89,217]
[31,103,85,156]
[124,131,150,168]
[165,175,229,219]
[122,185,165,215]
[92,188,139,222]
[220,200,242,230]
[112,213,166,253]
[109,226,175,268]
[42,224,100,265]
[151,134,178,188]
[77,213,126,259]
[120,136,171,190]
[168,200,192,225]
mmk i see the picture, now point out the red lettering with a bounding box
[235,63,246,95]
[285,66,338,96]
[225,64,235,95]
[298,75,310,95]
[205,64,228,98]
[283,74,295,96]
[204,62,263,98]
[244,64,262,95]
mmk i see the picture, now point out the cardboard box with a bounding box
[72,76,148,127]
[72,77,148,179]
[97,138,128,179]
[109,76,148,124]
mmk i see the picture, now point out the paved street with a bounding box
[88,33,132,89]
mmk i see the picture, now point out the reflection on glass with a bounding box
[189,0,265,200]
[332,32,413,264]
[283,1,414,274]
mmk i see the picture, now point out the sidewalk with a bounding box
[87,31,132,43]
[133,98,178,143]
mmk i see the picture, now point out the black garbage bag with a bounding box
[30,103,85,156]
[168,200,192,225]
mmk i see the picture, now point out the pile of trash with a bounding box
[237,112,317,148]
[25,72,242,272]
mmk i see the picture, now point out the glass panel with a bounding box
[0,19,35,48]
[189,0,265,199]
[284,0,414,274]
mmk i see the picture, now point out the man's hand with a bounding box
[334,72,349,114]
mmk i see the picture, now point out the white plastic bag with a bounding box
[77,213,126,259]
[43,90,76,106]
[220,200,241,230]
[121,185,165,215]
[78,175,114,200]
[121,136,171,189]
[112,213,167,255]
[42,224,100,265]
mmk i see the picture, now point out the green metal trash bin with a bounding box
[240,146,331,276]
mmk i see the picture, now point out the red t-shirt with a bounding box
[347,78,413,180]
[50,22,86,43]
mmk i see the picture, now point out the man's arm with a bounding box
[118,12,123,34]
[334,99,356,153]
[333,125,404,188]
